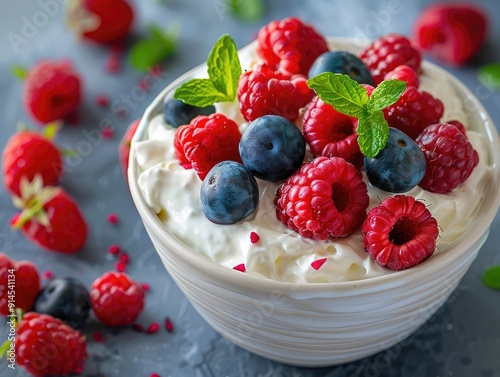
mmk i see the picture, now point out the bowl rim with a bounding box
[128,37,500,293]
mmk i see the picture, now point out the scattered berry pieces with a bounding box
[233,264,246,272]
[92,331,106,343]
[23,60,82,124]
[115,261,127,273]
[141,283,150,292]
[2,130,63,196]
[174,113,242,180]
[363,195,439,270]
[96,94,110,107]
[107,213,119,224]
[133,323,145,332]
[146,322,160,334]
[0,253,40,316]
[250,232,260,244]
[119,252,130,264]
[360,33,421,85]
[90,272,145,326]
[42,270,54,280]
[108,244,121,255]
[413,3,488,65]
[275,156,369,240]
[16,312,87,376]
[302,96,362,168]
[165,317,174,333]
[384,86,444,140]
[238,64,313,122]
[102,126,115,139]
[416,123,479,193]
[257,17,328,76]
[150,373,162,377]
[311,258,327,271]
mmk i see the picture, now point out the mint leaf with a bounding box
[173,79,227,107]
[307,73,368,117]
[228,0,265,22]
[129,24,177,71]
[207,34,241,100]
[478,63,500,88]
[482,265,500,290]
[12,65,28,80]
[357,110,389,158]
[174,34,242,107]
[368,79,406,111]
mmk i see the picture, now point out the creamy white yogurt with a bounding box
[135,40,494,283]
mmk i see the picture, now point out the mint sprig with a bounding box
[129,24,177,71]
[307,73,406,158]
[174,34,242,107]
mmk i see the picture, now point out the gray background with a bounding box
[0,0,499,376]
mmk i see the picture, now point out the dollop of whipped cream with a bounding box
[135,39,494,283]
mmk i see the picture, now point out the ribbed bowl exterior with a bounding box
[129,38,500,367]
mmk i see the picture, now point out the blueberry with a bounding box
[34,277,91,329]
[364,127,426,193]
[201,161,259,224]
[239,115,305,182]
[163,98,215,128]
[308,51,374,85]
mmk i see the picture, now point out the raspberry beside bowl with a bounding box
[128,38,500,367]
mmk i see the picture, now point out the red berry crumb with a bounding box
[133,323,145,332]
[311,258,327,271]
[146,322,160,334]
[141,283,150,292]
[119,252,130,264]
[107,213,119,224]
[0,253,40,316]
[150,374,162,377]
[360,33,421,85]
[42,270,54,280]
[238,64,313,122]
[257,17,328,76]
[165,317,174,333]
[108,244,121,255]
[16,312,87,376]
[96,95,110,107]
[416,123,479,193]
[115,261,127,272]
[250,231,260,244]
[92,331,105,343]
[233,264,246,272]
[90,272,145,326]
[363,194,439,270]
[102,126,115,139]
[275,156,369,240]
[174,113,242,180]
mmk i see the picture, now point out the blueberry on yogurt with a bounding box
[163,98,215,128]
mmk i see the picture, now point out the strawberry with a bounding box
[413,3,488,65]
[23,60,82,124]
[2,129,63,197]
[119,118,141,181]
[11,177,88,254]
[0,253,40,316]
[67,0,134,44]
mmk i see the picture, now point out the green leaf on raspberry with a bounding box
[367,79,406,112]
[306,73,368,117]
[357,110,390,158]
[174,34,242,107]
[482,265,500,290]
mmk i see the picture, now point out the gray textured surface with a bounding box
[1,0,500,376]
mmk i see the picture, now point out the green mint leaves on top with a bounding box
[174,34,242,108]
[307,73,406,158]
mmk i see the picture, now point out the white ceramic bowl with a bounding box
[129,38,500,367]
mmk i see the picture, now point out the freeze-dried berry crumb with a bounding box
[311,258,327,270]
[165,317,174,333]
[42,270,54,280]
[107,213,119,224]
[146,322,160,334]
[115,261,127,272]
[141,283,150,292]
[133,323,144,332]
[92,331,105,343]
[108,244,121,255]
[233,264,246,272]
[96,95,110,107]
[119,252,130,264]
[250,232,260,244]
[102,126,114,139]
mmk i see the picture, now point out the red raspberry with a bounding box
[23,60,82,124]
[0,253,40,316]
[383,86,444,140]
[360,33,421,85]
[2,131,63,197]
[90,272,145,326]
[15,312,87,376]
[174,113,242,180]
[275,156,369,240]
[383,65,420,88]
[416,123,479,193]
[363,194,439,270]
[446,120,467,136]
[302,97,363,169]
[256,17,329,76]
[238,64,313,122]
